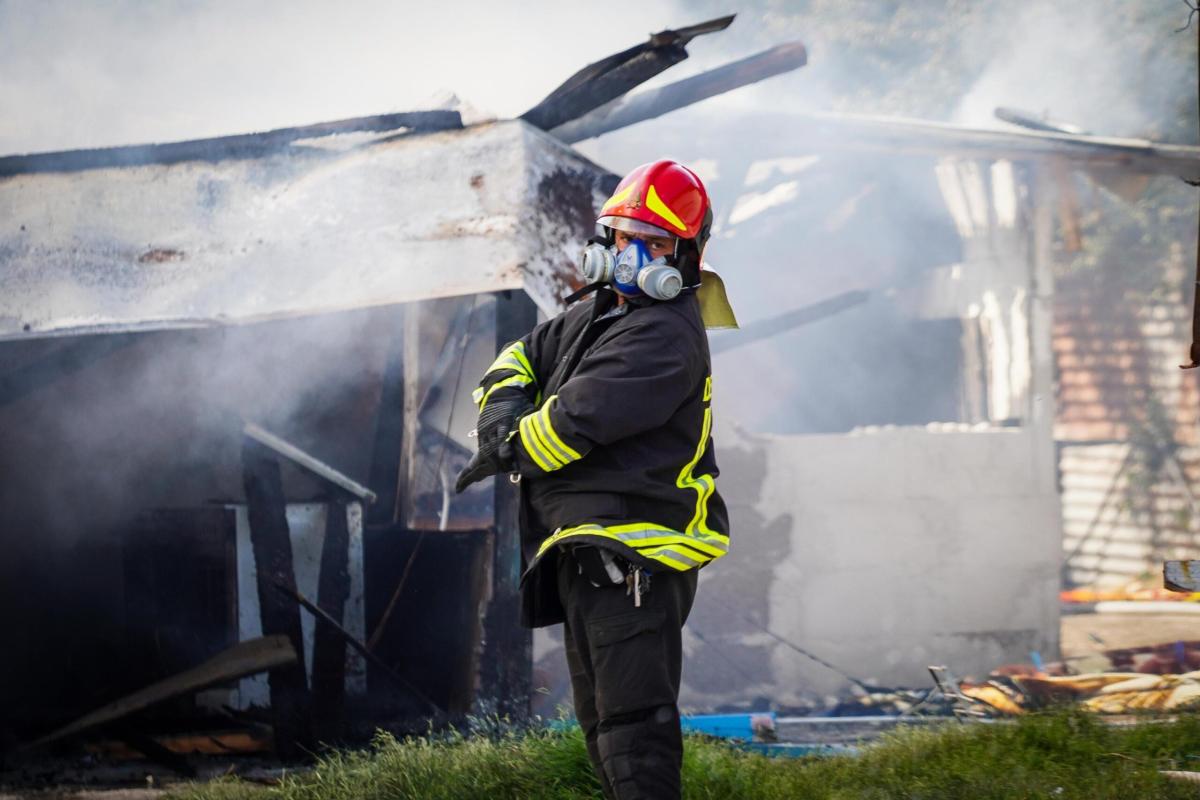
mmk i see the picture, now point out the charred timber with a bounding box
[521,14,735,131]
[274,582,442,714]
[710,290,870,355]
[311,500,353,740]
[242,441,313,757]
[0,111,463,177]
[994,106,1088,136]
[366,310,407,525]
[552,41,809,143]
[243,421,377,504]
[26,636,296,750]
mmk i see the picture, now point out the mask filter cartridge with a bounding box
[580,243,616,284]
[576,238,683,301]
[638,265,683,300]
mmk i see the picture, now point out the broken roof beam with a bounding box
[710,290,869,355]
[0,110,463,177]
[243,421,377,504]
[994,106,1088,136]
[751,112,1200,181]
[551,40,808,143]
[520,14,735,131]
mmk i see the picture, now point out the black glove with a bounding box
[454,394,533,493]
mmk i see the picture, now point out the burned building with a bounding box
[6,7,1198,774]
[0,112,618,754]
[0,14,810,767]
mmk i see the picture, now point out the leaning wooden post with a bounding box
[242,438,313,757]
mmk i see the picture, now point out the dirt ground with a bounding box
[1061,611,1200,658]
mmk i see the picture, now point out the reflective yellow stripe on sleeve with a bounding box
[519,412,562,472]
[517,395,582,473]
[485,341,535,381]
[476,374,536,411]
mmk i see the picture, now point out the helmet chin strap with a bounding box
[563,280,608,305]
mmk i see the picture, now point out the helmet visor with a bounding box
[598,215,675,239]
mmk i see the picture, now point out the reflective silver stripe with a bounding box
[606,526,728,556]
[618,529,726,549]
[607,527,675,542]
[534,522,729,571]
[635,547,703,569]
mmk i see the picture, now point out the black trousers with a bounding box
[557,549,698,800]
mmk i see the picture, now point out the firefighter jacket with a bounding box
[471,286,729,627]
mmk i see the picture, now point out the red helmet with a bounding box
[597,160,713,254]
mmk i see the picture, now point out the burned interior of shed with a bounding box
[0,290,537,763]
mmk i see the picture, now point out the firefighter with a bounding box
[456,159,735,799]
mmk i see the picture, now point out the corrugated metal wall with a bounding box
[1055,261,1200,588]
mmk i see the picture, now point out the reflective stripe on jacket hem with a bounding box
[534,521,729,572]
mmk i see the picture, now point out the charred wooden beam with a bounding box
[710,290,870,355]
[994,107,1088,136]
[367,310,407,525]
[311,500,353,740]
[476,290,538,717]
[242,441,313,757]
[0,110,463,177]
[733,111,1200,182]
[520,14,735,131]
[552,40,808,143]
[274,582,442,714]
[27,635,296,750]
[243,421,377,504]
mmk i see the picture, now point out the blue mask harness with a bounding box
[578,239,683,301]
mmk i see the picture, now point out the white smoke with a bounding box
[0,0,686,154]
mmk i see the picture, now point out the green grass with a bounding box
[168,711,1200,800]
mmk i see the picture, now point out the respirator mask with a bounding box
[578,238,683,301]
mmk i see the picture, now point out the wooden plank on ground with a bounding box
[30,635,296,749]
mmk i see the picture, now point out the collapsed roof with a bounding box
[0,13,809,342]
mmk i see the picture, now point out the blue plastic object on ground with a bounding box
[681,712,776,739]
